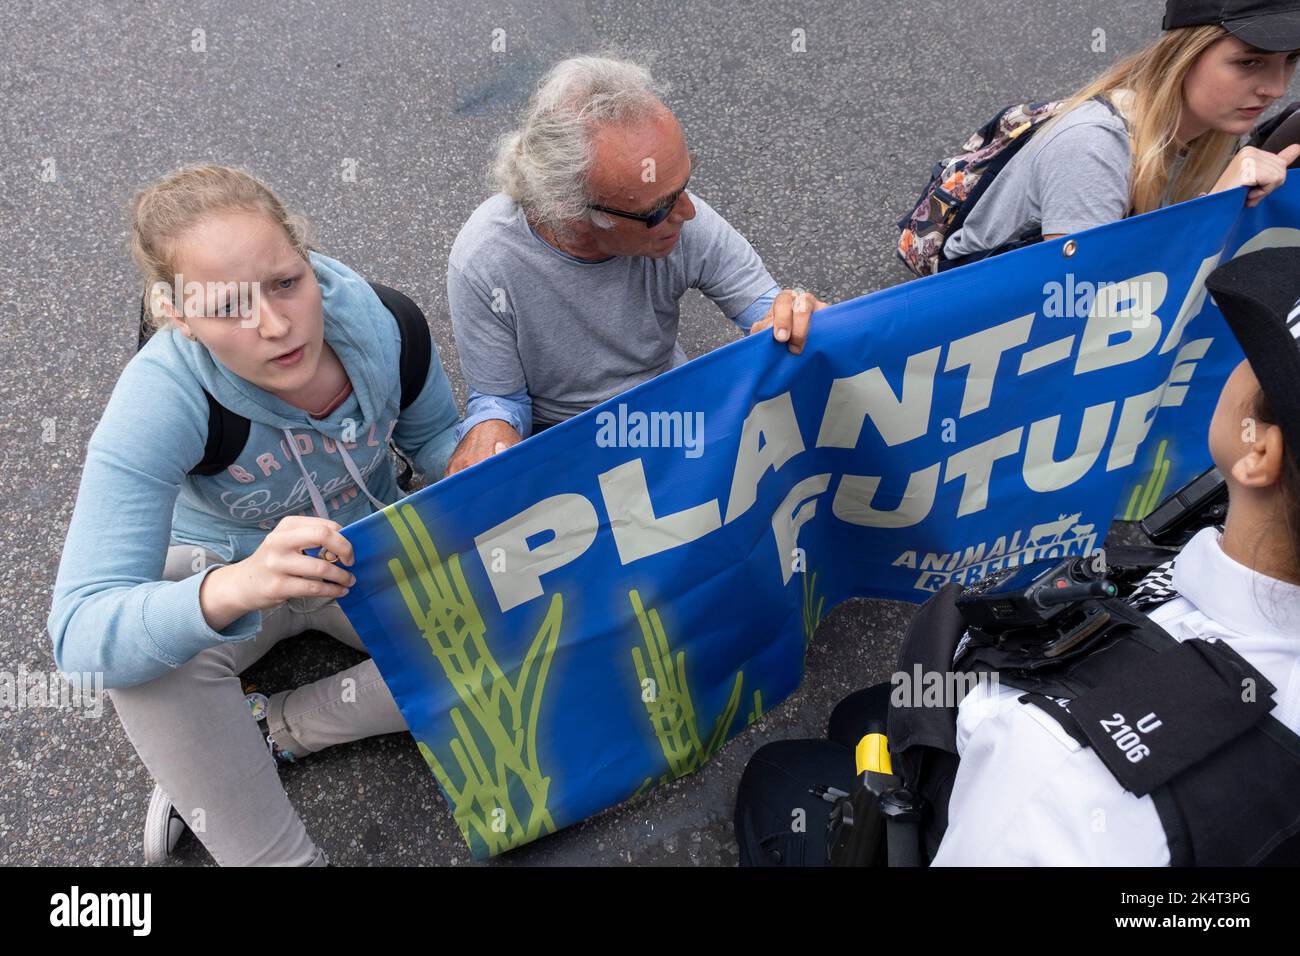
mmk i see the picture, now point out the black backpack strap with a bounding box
[937,227,1043,273]
[368,281,433,410]
[189,389,251,477]
[1089,92,1128,129]
[367,282,432,491]
[945,134,1038,241]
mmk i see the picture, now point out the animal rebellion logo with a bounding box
[897,512,1100,592]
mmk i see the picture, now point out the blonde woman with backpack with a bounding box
[906,0,1300,275]
[48,164,461,865]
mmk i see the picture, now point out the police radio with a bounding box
[1139,466,1227,547]
[955,553,1119,658]
[955,465,1228,651]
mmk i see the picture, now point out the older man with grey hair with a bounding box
[443,54,827,474]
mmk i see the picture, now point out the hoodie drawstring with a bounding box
[283,428,330,519]
[282,427,387,520]
[336,439,388,512]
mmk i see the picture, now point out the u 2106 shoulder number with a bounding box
[1099,712,1162,763]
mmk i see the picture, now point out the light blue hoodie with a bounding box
[48,252,460,688]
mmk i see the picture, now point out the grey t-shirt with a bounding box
[448,192,776,425]
[944,98,1132,260]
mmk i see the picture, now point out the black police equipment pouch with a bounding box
[884,584,970,863]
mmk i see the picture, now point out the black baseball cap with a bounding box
[1204,247,1300,467]
[1164,0,1300,51]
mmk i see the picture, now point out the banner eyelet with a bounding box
[1063,240,1078,258]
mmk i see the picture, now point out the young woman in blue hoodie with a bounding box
[48,164,462,866]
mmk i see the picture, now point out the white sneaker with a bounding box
[143,783,188,864]
[142,692,292,863]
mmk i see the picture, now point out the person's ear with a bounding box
[1231,422,1286,490]
[159,298,197,341]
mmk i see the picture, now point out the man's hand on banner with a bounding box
[748,288,829,354]
[445,419,524,476]
[1212,143,1300,207]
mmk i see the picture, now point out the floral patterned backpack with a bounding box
[897,100,1063,277]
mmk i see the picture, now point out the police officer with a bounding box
[736,247,1300,866]
[929,248,1300,865]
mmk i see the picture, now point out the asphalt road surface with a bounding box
[0,0,1214,865]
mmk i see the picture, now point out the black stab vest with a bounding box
[888,584,1300,866]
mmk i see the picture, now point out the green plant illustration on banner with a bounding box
[802,567,827,649]
[628,589,745,792]
[1124,439,1172,521]
[384,502,562,857]
[747,690,764,725]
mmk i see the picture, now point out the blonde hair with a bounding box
[1049,25,1240,215]
[129,163,315,330]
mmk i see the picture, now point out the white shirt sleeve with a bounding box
[930,681,1171,866]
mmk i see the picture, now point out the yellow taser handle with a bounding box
[855,732,893,776]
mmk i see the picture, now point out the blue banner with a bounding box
[338,182,1300,858]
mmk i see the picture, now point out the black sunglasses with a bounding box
[588,178,690,228]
